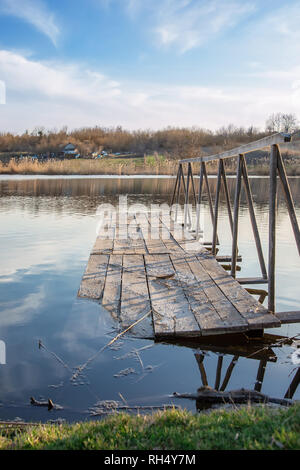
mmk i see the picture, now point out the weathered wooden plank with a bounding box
[237,277,268,285]
[92,236,114,254]
[217,255,242,263]
[157,218,188,255]
[241,155,267,279]
[163,219,207,255]
[198,255,280,329]
[169,254,227,336]
[113,219,147,254]
[102,254,122,319]
[145,254,200,337]
[179,132,291,163]
[187,255,248,332]
[274,310,300,324]
[276,147,300,255]
[78,254,109,300]
[136,213,169,254]
[127,218,147,254]
[268,145,277,312]
[120,255,154,338]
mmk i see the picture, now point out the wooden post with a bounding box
[241,155,267,279]
[220,160,234,235]
[212,160,222,256]
[170,165,180,209]
[195,161,204,239]
[231,156,242,278]
[174,164,182,221]
[276,147,300,255]
[268,144,278,312]
[184,163,191,228]
[203,163,219,245]
[189,162,197,206]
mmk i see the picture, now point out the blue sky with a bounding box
[0,0,300,133]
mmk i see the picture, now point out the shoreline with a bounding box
[0,173,300,180]
[1,158,300,178]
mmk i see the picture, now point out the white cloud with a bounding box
[0,48,299,132]
[0,0,60,45]
[0,50,121,103]
[108,0,256,53]
[154,0,256,52]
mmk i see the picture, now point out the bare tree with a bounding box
[266,112,298,133]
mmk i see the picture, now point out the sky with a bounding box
[0,0,300,133]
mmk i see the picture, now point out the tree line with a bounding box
[0,113,298,158]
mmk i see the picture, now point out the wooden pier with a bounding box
[78,132,300,339]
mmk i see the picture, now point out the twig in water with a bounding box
[38,340,73,374]
[118,392,128,405]
[246,334,300,359]
[70,309,153,382]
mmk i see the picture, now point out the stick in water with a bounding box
[70,309,153,382]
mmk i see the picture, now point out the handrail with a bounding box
[173,131,300,315]
[179,132,292,163]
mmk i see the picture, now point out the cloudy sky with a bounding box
[0,0,300,133]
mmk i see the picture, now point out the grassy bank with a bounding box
[0,405,299,450]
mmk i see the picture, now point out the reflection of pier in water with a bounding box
[159,333,300,410]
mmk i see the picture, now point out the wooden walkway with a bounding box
[78,213,282,339]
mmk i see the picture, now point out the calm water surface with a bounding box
[0,175,299,422]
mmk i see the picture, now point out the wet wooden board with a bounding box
[78,254,109,300]
[78,213,286,338]
[274,310,300,324]
[113,220,146,254]
[161,218,207,255]
[198,255,281,330]
[136,213,169,254]
[170,254,228,336]
[145,254,201,337]
[92,236,114,254]
[102,254,122,319]
[186,255,248,333]
[120,254,154,338]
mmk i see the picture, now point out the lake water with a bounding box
[0,175,299,422]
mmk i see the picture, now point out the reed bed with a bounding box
[0,156,181,176]
[0,155,299,176]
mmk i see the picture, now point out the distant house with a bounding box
[63,143,78,156]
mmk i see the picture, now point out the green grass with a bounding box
[0,405,299,450]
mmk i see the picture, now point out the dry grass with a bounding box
[0,154,299,176]
[0,156,181,176]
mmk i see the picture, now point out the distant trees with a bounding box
[265,112,298,133]
[0,124,271,159]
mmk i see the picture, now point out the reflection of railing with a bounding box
[171,132,300,314]
[170,332,300,409]
[195,353,299,399]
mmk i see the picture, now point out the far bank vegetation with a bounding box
[0,113,299,175]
